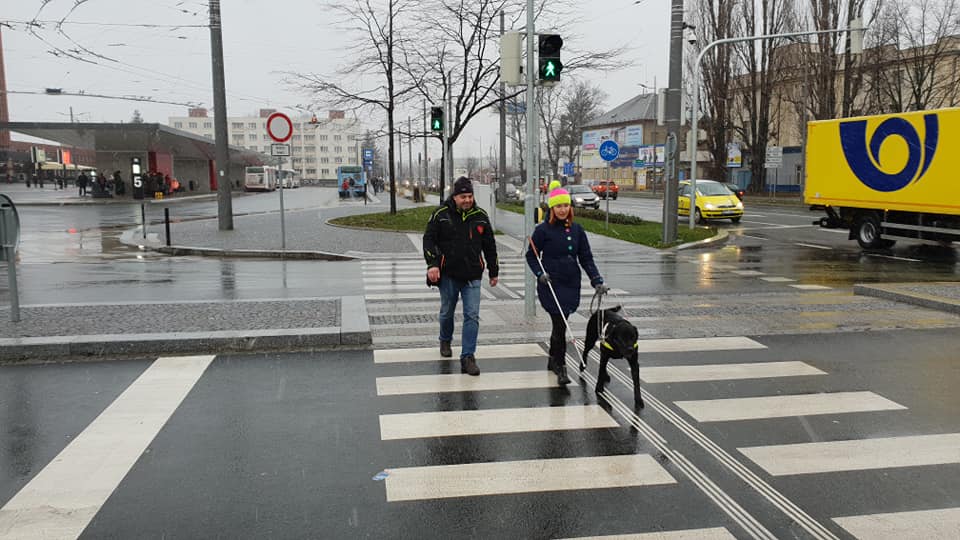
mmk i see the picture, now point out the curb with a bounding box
[674,230,729,251]
[6,193,228,207]
[154,245,357,261]
[853,283,960,315]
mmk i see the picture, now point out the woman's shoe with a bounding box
[556,365,571,385]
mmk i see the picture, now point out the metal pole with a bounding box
[408,117,413,183]
[209,0,233,230]
[661,0,684,243]
[523,0,536,317]
[446,74,454,185]
[4,247,19,322]
[499,10,507,203]
[279,158,287,250]
[423,99,429,184]
[164,207,171,247]
[141,203,146,239]
[687,27,855,229]
[605,164,610,229]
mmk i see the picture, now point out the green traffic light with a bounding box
[433,119,441,130]
[544,60,556,78]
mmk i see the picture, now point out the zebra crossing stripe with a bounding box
[634,337,765,354]
[383,454,676,502]
[832,507,960,539]
[639,361,823,383]
[0,355,215,540]
[374,343,545,363]
[739,433,960,476]
[560,526,737,539]
[674,391,907,422]
[789,284,833,291]
[376,370,558,396]
[379,405,618,440]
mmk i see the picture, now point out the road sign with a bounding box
[599,140,620,162]
[270,144,290,157]
[363,148,374,161]
[765,146,783,169]
[266,112,293,143]
[563,162,574,176]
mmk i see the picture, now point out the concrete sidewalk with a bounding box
[854,282,960,315]
[0,182,224,206]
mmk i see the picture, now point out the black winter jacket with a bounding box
[423,199,500,281]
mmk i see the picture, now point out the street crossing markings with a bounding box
[376,370,559,396]
[794,242,833,250]
[739,433,960,476]
[634,336,766,354]
[379,405,618,440]
[789,284,833,291]
[375,343,545,363]
[731,270,766,276]
[383,454,676,502]
[674,391,907,422]
[639,361,824,383]
[832,507,960,539]
[0,355,215,540]
[759,277,797,283]
[561,527,737,540]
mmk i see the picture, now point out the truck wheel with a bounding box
[855,215,883,249]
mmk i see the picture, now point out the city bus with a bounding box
[337,165,366,198]
[279,168,301,189]
[244,166,279,192]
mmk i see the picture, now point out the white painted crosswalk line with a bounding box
[375,343,545,363]
[759,277,796,283]
[790,284,833,291]
[731,270,765,276]
[674,391,907,422]
[634,336,766,354]
[832,507,960,539]
[561,527,737,540]
[377,370,559,396]
[383,454,676,502]
[0,355,215,540]
[639,361,824,383]
[739,433,960,476]
[379,405,618,440]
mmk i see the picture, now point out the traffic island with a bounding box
[853,282,960,315]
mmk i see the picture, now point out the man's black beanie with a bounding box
[452,176,473,196]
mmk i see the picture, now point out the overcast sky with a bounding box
[4,0,672,160]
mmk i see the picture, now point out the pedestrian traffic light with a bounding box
[430,107,444,133]
[538,34,563,82]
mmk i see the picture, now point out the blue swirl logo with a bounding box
[839,113,939,192]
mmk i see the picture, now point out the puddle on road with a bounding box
[15,230,165,264]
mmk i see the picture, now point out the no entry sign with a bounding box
[266,112,293,143]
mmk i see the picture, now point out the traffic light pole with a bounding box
[660,0,683,244]
[523,0,537,318]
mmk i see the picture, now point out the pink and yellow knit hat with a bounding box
[547,180,570,208]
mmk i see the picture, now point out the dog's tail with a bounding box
[582,311,600,371]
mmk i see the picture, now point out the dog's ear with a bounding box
[610,305,622,313]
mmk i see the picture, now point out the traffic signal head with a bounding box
[430,107,444,133]
[538,34,563,82]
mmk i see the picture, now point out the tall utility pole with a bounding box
[523,0,537,317]
[446,74,454,184]
[209,0,233,230]
[498,11,507,201]
[422,99,429,183]
[661,0,684,244]
[408,117,413,182]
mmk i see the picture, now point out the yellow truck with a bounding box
[805,108,960,248]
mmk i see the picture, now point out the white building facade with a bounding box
[167,109,363,180]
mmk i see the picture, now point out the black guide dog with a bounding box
[581,305,644,409]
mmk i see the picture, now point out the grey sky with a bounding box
[5,0,670,160]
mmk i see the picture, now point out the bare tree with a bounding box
[556,80,606,172]
[538,84,566,181]
[286,0,423,214]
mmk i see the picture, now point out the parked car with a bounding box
[503,183,523,202]
[593,180,619,200]
[567,184,600,209]
[678,180,744,223]
[722,182,745,200]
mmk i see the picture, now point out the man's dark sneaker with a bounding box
[460,354,480,376]
[556,365,571,385]
[440,341,452,358]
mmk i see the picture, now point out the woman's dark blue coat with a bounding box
[525,218,603,316]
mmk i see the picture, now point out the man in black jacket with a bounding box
[423,177,499,375]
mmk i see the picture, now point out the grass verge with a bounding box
[329,205,503,234]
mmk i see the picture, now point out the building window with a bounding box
[305,146,315,153]
[248,134,257,140]
[347,134,355,141]
[189,122,198,128]
[320,146,329,152]
[248,122,257,129]
[350,145,357,152]
[321,157,329,164]
[231,122,244,129]
[293,147,302,155]
[174,122,183,128]
[292,134,301,141]
[307,168,317,175]
[319,135,328,141]
[204,134,213,139]
[304,134,315,141]
[232,136,244,144]
[334,135,342,141]
[348,158,357,165]
[335,157,343,163]
[262,134,270,140]
[321,168,329,175]
[204,122,212,129]
[335,146,343,153]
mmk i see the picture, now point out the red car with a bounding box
[593,180,619,200]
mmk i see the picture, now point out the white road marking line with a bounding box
[739,433,960,476]
[561,527,737,540]
[731,270,766,276]
[865,253,923,262]
[639,361,825,383]
[376,370,559,396]
[675,391,907,422]
[379,405,618,440]
[634,336,767,354]
[383,454,676,502]
[795,242,833,250]
[374,343,545,363]
[738,234,768,240]
[760,277,797,283]
[833,507,960,540]
[789,284,833,291]
[0,355,215,540]
[405,233,423,253]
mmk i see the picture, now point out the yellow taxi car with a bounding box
[678,180,744,223]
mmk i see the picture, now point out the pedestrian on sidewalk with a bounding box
[526,181,607,385]
[423,176,500,376]
[77,171,89,197]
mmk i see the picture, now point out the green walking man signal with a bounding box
[538,34,563,82]
[430,107,444,133]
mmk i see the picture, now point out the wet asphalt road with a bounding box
[1,328,958,538]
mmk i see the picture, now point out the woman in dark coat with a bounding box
[526,181,607,385]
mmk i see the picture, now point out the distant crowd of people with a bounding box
[4,167,189,198]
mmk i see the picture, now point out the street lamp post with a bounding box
[687,24,865,229]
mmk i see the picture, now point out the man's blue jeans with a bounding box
[438,277,481,359]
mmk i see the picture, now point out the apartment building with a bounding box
[168,108,363,180]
